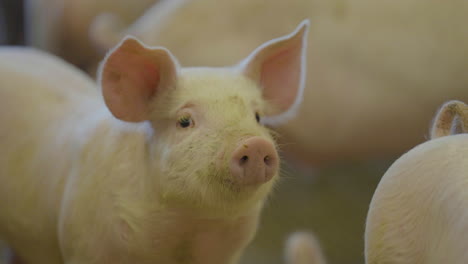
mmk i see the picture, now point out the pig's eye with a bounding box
[177,115,194,128]
[255,112,260,123]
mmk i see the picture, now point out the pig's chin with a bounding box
[161,170,277,217]
[217,172,275,197]
[198,170,277,215]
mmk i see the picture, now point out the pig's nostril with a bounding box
[264,155,272,166]
[240,155,249,165]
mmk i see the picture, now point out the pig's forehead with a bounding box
[176,68,263,101]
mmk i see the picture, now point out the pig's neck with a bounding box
[112,195,263,264]
[139,206,262,264]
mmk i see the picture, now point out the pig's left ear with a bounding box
[98,36,179,122]
[240,20,309,125]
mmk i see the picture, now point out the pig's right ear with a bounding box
[99,36,178,122]
[430,100,468,139]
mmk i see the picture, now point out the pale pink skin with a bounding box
[0,22,309,264]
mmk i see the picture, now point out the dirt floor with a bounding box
[241,159,392,264]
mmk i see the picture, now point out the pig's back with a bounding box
[366,134,468,264]
[0,47,98,97]
[0,47,102,136]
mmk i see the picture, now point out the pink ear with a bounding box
[241,20,309,121]
[99,36,178,122]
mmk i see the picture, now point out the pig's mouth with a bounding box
[218,170,277,195]
[222,178,242,193]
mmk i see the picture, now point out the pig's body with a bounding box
[0,21,308,263]
[93,0,468,163]
[0,48,101,263]
[0,49,261,264]
[365,133,468,263]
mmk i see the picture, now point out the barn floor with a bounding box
[242,159,391,264]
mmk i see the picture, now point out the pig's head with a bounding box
[98,21,309,216]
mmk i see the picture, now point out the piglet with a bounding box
[0,21,309,264]
[365,100,468,263]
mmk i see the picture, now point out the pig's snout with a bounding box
[229,137,279,186]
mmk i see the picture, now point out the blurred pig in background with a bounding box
[90,0,468,165]
[0,0,23,45]
[284,232,327,264]
[24,0,158,68]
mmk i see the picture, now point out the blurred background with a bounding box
[0,0,23,45]
[1,0,467,263]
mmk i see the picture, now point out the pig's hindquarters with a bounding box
[365,134,468,263]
